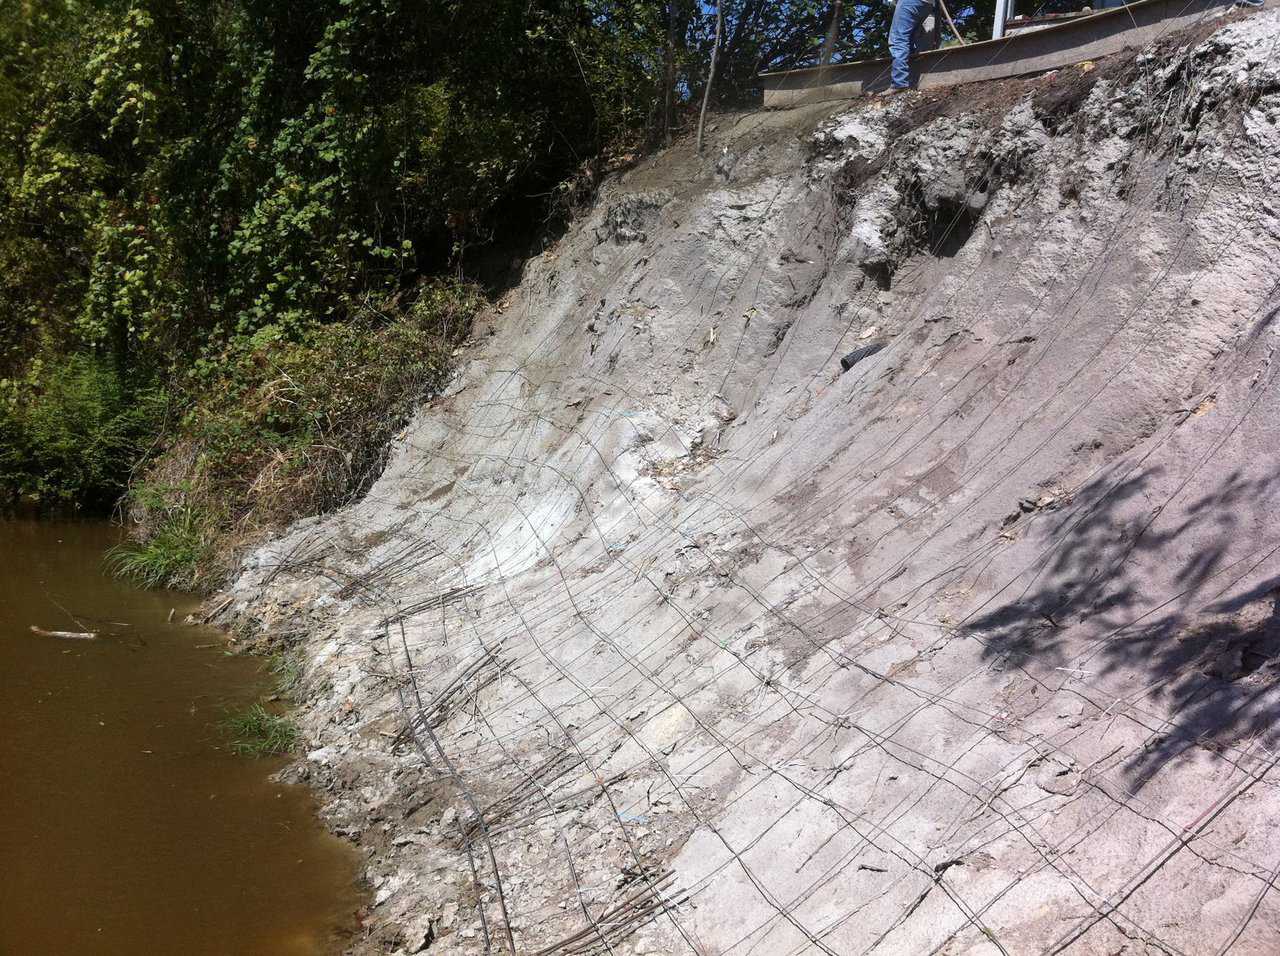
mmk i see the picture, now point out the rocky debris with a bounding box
[595,191,673,244]
[839,340,887,373]
[228,11,1280,955]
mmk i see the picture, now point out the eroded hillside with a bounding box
[227,10,1280,954]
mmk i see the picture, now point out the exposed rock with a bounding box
[595,191,673,244]
[228,11,1280,955]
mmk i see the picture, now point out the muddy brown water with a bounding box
[0,518,364,955]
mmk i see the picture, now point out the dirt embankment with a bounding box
[225,10,1280,954]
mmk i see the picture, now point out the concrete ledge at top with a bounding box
[759,0,1261,107]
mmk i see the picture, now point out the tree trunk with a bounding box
[820,0,844,66]
[664,1,677,146]
[696,1,723,154]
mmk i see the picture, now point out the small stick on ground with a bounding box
[937,0,967,46]
[30,626,98,640]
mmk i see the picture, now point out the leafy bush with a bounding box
[1,0,665,372]
[0,355,166,509]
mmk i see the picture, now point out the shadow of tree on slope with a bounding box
[964,462,1280,788]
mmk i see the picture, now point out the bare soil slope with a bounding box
[229,9,1280,954]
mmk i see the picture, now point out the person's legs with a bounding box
[888,0,932,89]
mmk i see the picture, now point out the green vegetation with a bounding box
[0,355,166,508]
[221,703,299,757]
[106,501,209,588]
[268,652,305,699]
[115,277,482,584]
[0,1,996,583]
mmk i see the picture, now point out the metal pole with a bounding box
[992,0,1009,39]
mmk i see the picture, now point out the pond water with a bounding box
[0,518,364,955]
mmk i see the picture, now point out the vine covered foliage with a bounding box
[3,0,666,364]
[1,0,671,533]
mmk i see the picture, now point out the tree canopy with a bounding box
[0,0,995,515]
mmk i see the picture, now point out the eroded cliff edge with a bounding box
[226,11,1280,953]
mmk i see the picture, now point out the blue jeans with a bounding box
[889,0,934,89]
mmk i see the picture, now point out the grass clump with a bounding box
[221,704,298,757]
[268,653,304,699]
[105,497,211,589]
